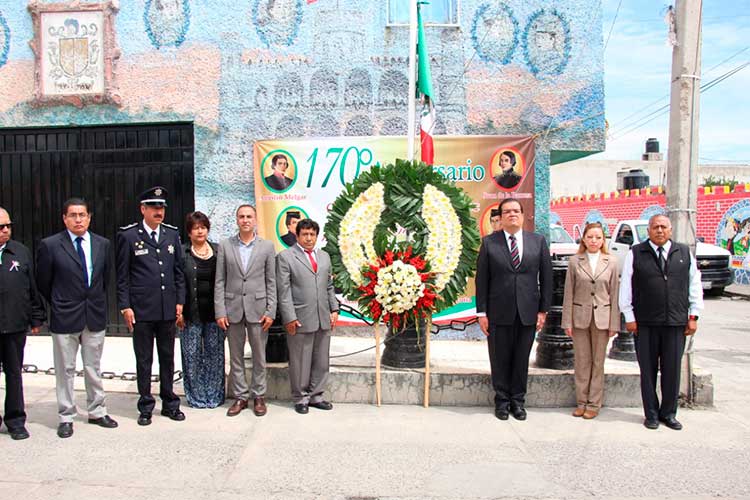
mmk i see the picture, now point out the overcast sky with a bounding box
[591,0,750,163]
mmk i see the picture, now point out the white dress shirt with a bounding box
[504,228,523,262]
[587,251,600,272]
[618,240,704,323]
[68,230,93,285]
[143,220,161,243]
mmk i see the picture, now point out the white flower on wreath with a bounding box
[421,184,462,292]
[339,182,385,285]
[374,260,425,314]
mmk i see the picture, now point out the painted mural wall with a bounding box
[0,0,605,236]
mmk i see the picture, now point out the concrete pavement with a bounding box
[1,286,749,499]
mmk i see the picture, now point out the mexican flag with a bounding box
[417,2,435,165]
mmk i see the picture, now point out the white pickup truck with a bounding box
[608,219,733,295]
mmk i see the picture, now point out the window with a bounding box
[387,0,459,26]
[615,225,633,246]
[550,226,574,244]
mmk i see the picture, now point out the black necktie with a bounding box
[509,235,521,270]
[657,246,666,274]
[150,230,157,244]
[75,236,88,287]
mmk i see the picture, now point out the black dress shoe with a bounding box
[160,409,186,421]
[511,407,527,421]
[57,422,74,438]
[88,415,119,428]
[494,408,509,420]
[659,416,683,430]
[643,419,659,430]
[294,403,309,414]
[9,427,30,440]
[309,401,333,410]
[137,413,152,426]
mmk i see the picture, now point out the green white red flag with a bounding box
[417,2,435,165]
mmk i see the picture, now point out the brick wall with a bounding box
[551,184,750,244]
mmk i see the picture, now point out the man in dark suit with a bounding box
[0,207,45,440]
[116,186,186,426]
[264,154,293,191]
[619,214,703,430]
[475,198,552,421]
[37,198,119,438]
[280,210,300,247]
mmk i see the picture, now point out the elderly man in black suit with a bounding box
[475,198,552,421]
[0,207,45,440]
[619,214,704,430]
[116,187,186,426]
[37,198,119,439]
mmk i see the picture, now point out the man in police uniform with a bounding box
[116,187,186,426]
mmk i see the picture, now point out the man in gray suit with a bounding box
[215,205,277,417]
[276,219,339,414]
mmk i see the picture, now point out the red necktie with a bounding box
[305,249,318,272]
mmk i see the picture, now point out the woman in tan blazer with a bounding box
[561,222,620,419]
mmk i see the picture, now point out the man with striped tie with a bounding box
[475,198,552,421]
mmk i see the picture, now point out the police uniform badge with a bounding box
[168,244,174,254]
[135,240,148,256]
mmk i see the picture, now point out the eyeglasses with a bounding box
[0,223,13,230]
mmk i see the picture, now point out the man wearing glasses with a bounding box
[475,198,552,422]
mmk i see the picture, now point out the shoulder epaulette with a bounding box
[162,223,178,230]
[119,223,138,231]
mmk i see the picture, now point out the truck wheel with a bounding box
[706,287,725,297]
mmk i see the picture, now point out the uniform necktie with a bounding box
[75,236,88,287]
[509,234,520,270]
[657,246,666,274]
[150,230,157,244]
[305,249,318,272]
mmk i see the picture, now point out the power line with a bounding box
[608,45,750,133]
[603,0,624,53]
[608,61,749,142]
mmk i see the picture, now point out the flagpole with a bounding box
[406,0,418,161]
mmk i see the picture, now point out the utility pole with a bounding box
[665,0,702,405]
[666,0,702,250]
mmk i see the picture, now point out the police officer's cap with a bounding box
[139,186,168,207]
[285,210,301,225]
[490,208,500,218]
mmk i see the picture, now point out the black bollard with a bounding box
[265,314,289,363]
[608,314,637,361]
[535,258,575,370]
[381,318,428,369]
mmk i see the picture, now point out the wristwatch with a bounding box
[689,315,699,321]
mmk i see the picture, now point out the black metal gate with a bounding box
[0,123,195,334]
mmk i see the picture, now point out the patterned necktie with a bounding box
[657,246,666,274]
[509,234,521,270]
[75,236,88,287]
[150,230,157,244]
[305,249,318,273]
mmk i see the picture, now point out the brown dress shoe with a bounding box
[253,397,267,417]
[582,409,599,419]
[226,399,248,417]
[572,407,585,417]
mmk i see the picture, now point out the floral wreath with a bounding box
[324,159,480,329]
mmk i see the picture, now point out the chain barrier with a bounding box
[21,304,479,374]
